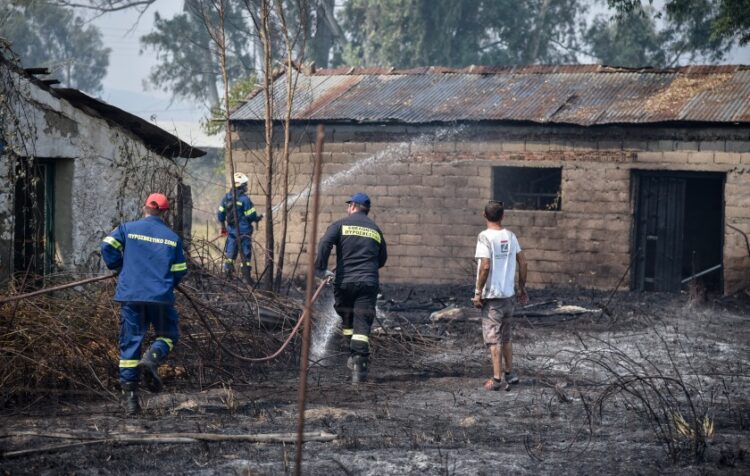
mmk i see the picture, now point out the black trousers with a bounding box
[333,283,378,357]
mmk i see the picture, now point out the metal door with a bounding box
[632,174,686,292]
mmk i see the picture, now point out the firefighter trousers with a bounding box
[223,228,252,270]
[119,302,180,383]
[333,283,378,357]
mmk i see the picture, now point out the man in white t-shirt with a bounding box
[471,200,528,391]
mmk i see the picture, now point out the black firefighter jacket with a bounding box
[315,211,387,286]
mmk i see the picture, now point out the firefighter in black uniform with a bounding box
[316,192,387,384]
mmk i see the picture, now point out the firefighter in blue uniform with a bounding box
[101,193,187,415]
[316,192,387,384]
[218,172,261,283]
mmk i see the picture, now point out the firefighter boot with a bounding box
[121,381,141,415]
[137,349,164,393]
[223,261,235,279]
[241,264,253,285]
[351,354,369,384]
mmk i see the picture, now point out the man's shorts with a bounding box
[481,297,514,345]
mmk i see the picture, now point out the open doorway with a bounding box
[632,171,724,293]
[13,158,55,278]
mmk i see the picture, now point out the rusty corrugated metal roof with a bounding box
[230,65,750,126]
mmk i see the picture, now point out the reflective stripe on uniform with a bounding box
[341,225,381,244]
[225,258,234,263]
[156,337,174,351]
[103,236,122,250]
[240,262,251,267]
[119,359,139,368]
[236,201,242,206]
[342,328,353,336]
[219,206,225,212]
[244,207,256,216]
[171,262,187,272]
[351,334,369,343]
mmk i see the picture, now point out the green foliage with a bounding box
[711,0,750,45]
[0,0,110,93]
[203,75,256,136]
[139,0,254,109]
[585,8,668,67]
[607,0,749,50]
[338,0,582,68]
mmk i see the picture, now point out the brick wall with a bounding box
[232,123,750,294]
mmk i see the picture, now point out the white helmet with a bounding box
[233,172,249,187]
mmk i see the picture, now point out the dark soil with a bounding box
[2,286,749,475]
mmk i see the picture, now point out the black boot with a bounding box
[241,265,253,284]
[121,381,141,415]
[351,354,369,384]
[224,262,234,279]
[138,350,163,393]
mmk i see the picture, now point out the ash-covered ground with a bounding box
[2,286,749,475]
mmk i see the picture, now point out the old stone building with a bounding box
[0,54,204,285]
[230,65,750,295]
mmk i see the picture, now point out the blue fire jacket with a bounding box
[217,189,259,234]
[101,216,187,304]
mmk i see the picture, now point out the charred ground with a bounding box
[1,285,749,475]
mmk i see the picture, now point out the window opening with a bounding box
[492,166,562,210]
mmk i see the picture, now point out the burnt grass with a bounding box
[1,286,749,475]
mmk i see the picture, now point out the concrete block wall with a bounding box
[233,123,750,294]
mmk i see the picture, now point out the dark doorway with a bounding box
[13,158,55,278]
[632,171,724,293]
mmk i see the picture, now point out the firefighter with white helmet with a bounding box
[217,172,262,282]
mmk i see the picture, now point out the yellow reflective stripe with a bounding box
[156,337,174,351]
[244,207,256,216]
[236,201,242,206]
[240,262,251,267]
[171,262,187,272]
[225,258,234,263]
[341,225,381,244]
[219,206,225,212]
[103,236,122,250]
[342,328,353,336]
[351,334,369,343]
[119,359,139,368]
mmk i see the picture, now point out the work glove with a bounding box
[220,226,228,237]
[256,214,264,223]
[315,269,335,281]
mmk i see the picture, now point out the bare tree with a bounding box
[273,0,308,292]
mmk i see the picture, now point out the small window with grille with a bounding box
[491,166,562,211]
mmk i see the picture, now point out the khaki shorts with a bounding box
[481,298,514,345]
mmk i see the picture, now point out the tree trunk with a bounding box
[273,0,306,292]
[259,0,275,291]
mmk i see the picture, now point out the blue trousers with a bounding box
[224,228,252,270]
[119,302,179,383]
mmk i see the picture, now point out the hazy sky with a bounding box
[84,0,750,128]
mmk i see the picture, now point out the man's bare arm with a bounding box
[516,251,527,290]
[476,258,491,291]
[472,258,491,308]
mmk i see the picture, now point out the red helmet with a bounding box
[145,193,169,210]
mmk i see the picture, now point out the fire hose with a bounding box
[0,274,117,305]
[0,272,333,363]
[176,277,332,362]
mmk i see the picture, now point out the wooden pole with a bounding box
[294,124,325,476]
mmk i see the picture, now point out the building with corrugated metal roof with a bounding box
[0,54,204,285]
[230,65,750,295]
